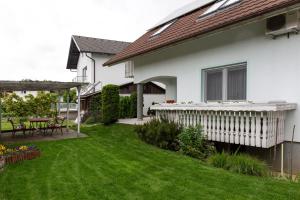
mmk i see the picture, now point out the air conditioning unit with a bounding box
[266,11,300,37]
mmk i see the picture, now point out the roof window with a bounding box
[151,20,175,37]
[201,0,241,17]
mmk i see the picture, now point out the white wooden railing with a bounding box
[151,102,297,148]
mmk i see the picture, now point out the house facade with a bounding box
[105,0,300,173]
[66,35,166,115]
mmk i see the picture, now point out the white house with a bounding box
[104,0,300,173]
[66,35,166,115]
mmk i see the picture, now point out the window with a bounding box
[82,66,87,77]
[151,20,175,37]
[203,63,246,101]
[202,0,227,16]
[206,70,223,101]
[221,0,240,8]
[201,0,241,17]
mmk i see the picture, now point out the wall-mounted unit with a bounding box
[266,10,300,38]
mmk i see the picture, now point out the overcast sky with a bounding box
[0,0,195,82]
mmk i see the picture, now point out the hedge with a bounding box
[130,92,137,118]
[101,85,120,125]
[119,96,131,119]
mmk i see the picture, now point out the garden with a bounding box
[0,124,300,199]
[1,85,300,199]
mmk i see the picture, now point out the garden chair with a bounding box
[47,116,65,135]
[8,118,27,138]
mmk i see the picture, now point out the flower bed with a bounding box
[0,144,40,166]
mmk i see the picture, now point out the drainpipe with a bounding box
[85,53,96,92]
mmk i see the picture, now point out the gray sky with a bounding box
[0,0,194,82]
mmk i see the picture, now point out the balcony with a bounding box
[72,76,88,83]
[151,102,297,148]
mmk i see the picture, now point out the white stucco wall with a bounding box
[133,20,300,142]
[76,53,133,89]
[14,91,39,98]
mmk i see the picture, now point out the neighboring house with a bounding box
[66,35,166,115]
[104,0,300,173]
[14,91,39,98]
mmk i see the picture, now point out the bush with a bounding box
[135,118,182,151]
[119,96,131,119]
[90,93,102,122]
[84,116,98,124]
[178,126,215,160]
[208,152,268,177]
[130,92,137,118]
[101,85,120,125]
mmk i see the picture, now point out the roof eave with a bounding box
[104,1,300,66]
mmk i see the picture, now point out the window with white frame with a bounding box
[203,63,246,101]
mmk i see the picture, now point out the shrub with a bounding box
[135,118,182,151]
[84,116,98,124]
[90,93,102,122]
[208,152,268,177]
[101,85,120,125]
[178,126,215,160]
[119,96,131,119]
[130,92,137,118]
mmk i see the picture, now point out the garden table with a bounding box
[29,118,50,135]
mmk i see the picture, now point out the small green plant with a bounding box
[101,85,120,125]
[208,152,268,177]
[178,126,215,160]
[135,118,182,151]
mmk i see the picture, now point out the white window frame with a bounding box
[151,20,176,38]
[200,0,241,17]
[202,62,247,102]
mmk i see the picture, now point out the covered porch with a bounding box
[0,80,87,139]
[136,76,177,120]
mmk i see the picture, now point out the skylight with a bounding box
[221,0,240,8]
[202,0,227,16]
[201,0,241,17]
[151,21,175,37]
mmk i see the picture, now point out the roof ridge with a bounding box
[72,35,131,44]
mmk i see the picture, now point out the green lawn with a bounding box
[0,124,299,200]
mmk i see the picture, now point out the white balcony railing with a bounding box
[151,102,297,148]
[72,76,88,83]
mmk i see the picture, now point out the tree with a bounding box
[63,89,77,103]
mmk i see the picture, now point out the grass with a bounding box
[0,124,299,200]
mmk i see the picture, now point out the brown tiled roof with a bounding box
[73,35,131,55]
[104,0,300,66]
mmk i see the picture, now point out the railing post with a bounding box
[66,89,70,130]
[77,86,81,137]
[137,83,143,121]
